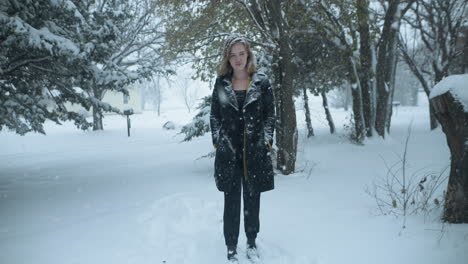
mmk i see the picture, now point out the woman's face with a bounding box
[228,42,248,73]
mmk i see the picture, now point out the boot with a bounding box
[247,238,256,249]
[246,239,259,260]
[227,245,238,263]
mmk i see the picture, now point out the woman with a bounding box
[210,36,275,262]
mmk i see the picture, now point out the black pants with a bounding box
[223,160,261,247]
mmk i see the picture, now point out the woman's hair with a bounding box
[218,35,257,77]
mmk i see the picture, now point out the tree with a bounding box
[400,0,467,129]
[1,0,169,134]
[139,76,163,116]
[75,0,168,130]
[306,0,415,139]
[306,0,367,142]
[374,0,403,137]
[292,34,343,136]
[357,0,375,137]
[158,0,301,174]
[179,95,211,142]
[176,75,199,113]
[399,0,468,223]
[0,0,92,134]
[239,0,299,174]
[430,74,468,223]
[301,86,315,137]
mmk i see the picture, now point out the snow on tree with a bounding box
[179,96,211,142]
[400,0,467,130]
[430,74,468,223]
[0,0,91,134]
[74,0,170,130]
[0,0,171,134]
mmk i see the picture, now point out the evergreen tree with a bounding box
[0,0,91,134]
[179,95,211,142]
[75,0,169,130]
[0,0,170,134]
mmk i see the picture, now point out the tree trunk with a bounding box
[375,0,400,138]
[348,57,366,143]
[157,76,161,117]
[275,38,297,174]
[357,0,373,137]
[386,53,399,133]
[345,83,351,111]
[431,65,448,130]
[431,93,468,223]
[429,104,438,130]
[302,86,314,137]
[92,87,104,131]
[273,56,283,163]
[268,0,297,174]
[321,90,335,134]
[92,106,103,131]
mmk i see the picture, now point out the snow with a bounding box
[123,104,133,111]
[5,14,80,56]
[430,74,468,112]
[1,95,467,264]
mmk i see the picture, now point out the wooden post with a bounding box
[127,115,131,137]
[123,108,134,137]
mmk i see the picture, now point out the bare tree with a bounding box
[400,0,467,130]
[398,0,468,223]
[155,76,162,116]
[374,0,416,138]
[140,76,163,116]
[177,76,199,113]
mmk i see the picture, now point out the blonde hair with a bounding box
[218,36,257,77]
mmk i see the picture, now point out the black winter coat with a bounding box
[210,72,275,193]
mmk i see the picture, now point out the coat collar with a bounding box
[220,72,265,111]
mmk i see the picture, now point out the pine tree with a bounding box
[179,96,211,142]
[75,0,168,130]
[0,0,170,134]
[0,0,91,134]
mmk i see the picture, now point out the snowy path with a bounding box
[0,123,313,264]
[1,109,467,264]
[0,123,214,263]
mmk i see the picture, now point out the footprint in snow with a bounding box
[140,192,317,264]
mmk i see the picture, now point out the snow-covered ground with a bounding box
[1,94,467,264]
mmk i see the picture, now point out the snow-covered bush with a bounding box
[179,96,211,142]
[163,121,176,130]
